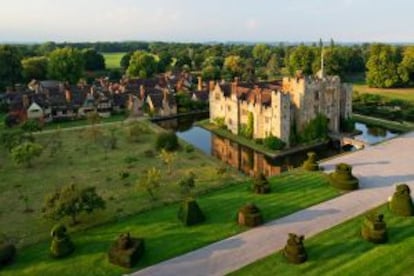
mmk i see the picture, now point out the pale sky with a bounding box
[0,0,412,43]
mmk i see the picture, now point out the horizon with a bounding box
[1,0,413,43]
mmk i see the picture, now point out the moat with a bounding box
[155,114,400,177]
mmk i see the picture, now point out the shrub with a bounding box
[302,152,319,171]
[328,163,359,190]
[216,165,227,175]
[0,242,16,267]
[361,213,387,243]
[299,114,329,143]
[283,233,307,264]
[50,224,75,258]
[143,150,155,158]
[11,142,43,168]
[21,119,42,133]
[178,172,196,197]
[340,117,355,133]
[108,233,145,268]
[237,203,262,227]
[124,155,139,164]
[127,122,151,143]
[119,171,130,180]
[254,138,263,145]
[184,144,194,153]
[252,173,271,194]
[0,129,34,152]
[389,184,414,217]
[213,117,226,129]
[263,135,286,150]
[155,131,179,151]
[177,198,205,226]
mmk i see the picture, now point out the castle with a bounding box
[209,65,352,147]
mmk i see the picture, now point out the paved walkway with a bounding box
[132,132,414,276]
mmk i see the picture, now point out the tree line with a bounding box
[2,41,414,91]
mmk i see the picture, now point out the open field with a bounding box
[1,169,340,276]
[353,84,414,105]
[230,204,414,276]
[103,52,126,69]
[0,120,245,248]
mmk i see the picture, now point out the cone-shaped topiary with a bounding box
[108,233,145,268]
[177,198,205,226]
[252,173,271,194]
[302,152,319,171]
[389,184,414,217]
[283,233,307,264]
[361,213,387,243]
[328,163,359,190]
[50,224,75,258]
[238,203,263,227]
[0,242,16,268]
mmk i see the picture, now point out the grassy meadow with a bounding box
[353,83,414,105]
[103,52,126,69]
[231,204,414,276]
[1,169,340,275]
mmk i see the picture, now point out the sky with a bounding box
[0,0,413,43]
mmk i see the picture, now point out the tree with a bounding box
[42,184,106,225]
[223,55,243,80]
[0,45,22,90]
[157,51,173,72]
[11,142,43,168]
[159,149,175,174]
[21,56,48,81]
[47,47,84,84]
[399,46,414,85]
[202,65,221,80]
[252,44,272,66]
[138,167,161,200]
[120,52,133,70]
[82,48,105,71]
[287,45,316,75]
[266,54,281,80]
[127,51,158,78]
[366,44,402,88]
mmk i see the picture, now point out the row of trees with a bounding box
[3,40,414,90]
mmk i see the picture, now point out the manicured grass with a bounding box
[1,169,340,276]
[353,83,414,105]
[353,114,414,132]
[0,120,245,248]
[103,52,126,69]
[230,204,414,276]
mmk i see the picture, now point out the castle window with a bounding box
[228,118,233,125]
[227,105,231,112]
[215,93,221,100]
[265,117,270,123]
[315,92,319,101]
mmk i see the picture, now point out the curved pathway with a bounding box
[132,132,414,276]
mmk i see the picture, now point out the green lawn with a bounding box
[353,83,414,105]
[103,52,126,69]
[1,170,340,276]
[230,204,414,276]
[352,114,414,132]
[0,120,245,248]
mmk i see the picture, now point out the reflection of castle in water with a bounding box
[212,134,289,177]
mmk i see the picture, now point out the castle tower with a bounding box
[317,45,325,79]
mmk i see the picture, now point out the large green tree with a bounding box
[82,48,105,71]
[127,51,158,78]
[287,45,316,75]
[42,184,106,225]
[47,47,84,84]
[21,56,48,81]
[399,46,414,85]
[366,44,402,88]
[223,55,243,80]
[252,44,272,66]
[0,45,22,90]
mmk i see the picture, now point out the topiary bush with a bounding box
[389,184,414,217]
[177,198,205,226]
[252,173,271,194]
[108,233,145,268]
[283,233,307,264]
[0,242,16,268]
[237,203,263,227]
[50,224,75,258]
[263,135,286,150]
[361,213,387,243]
[155,131,179,151]
[328,163,359,190]
[302,152,319,171]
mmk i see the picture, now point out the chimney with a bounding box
[65,89,72,103]
[197,76,202,91]
[140,85,145,100]
[22,94,30,109]
[209,81,215,92]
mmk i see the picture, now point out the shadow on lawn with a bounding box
[271,208,340,224]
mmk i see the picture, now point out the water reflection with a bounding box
[354,122,399,144]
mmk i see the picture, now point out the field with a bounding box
[0,120,245,248]
[353,83,414,105]
[231,204,414,276]
[1,169,340,275]
[103,52,126,69]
